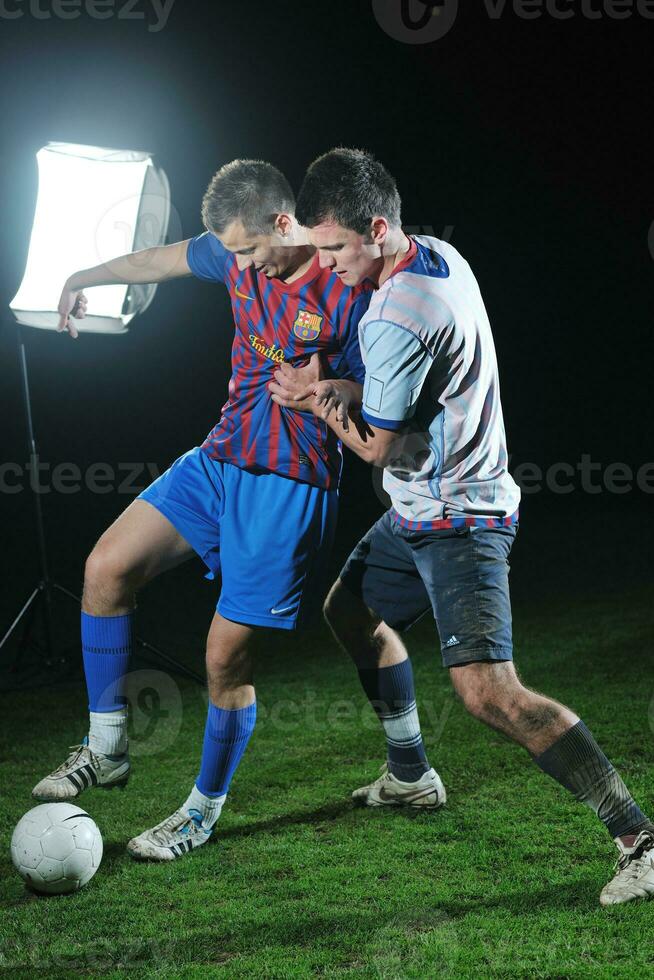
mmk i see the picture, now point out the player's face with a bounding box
[309,220,383,286]
[216,220,294,279]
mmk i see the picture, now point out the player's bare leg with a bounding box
[83,498,195,616]
[323,578,407,670]
[32,500,195,801]
[204,612,256,708]
[128,613,258,860]
[324,580,446,808]
[449,661,654,904]
[448,660,577,756]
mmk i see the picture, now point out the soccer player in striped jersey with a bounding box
[271,148,654,906]
[30,160,371,861]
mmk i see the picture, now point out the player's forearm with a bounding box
[66,241,192,290]
[322,408,397,467]
[325,410,374,462]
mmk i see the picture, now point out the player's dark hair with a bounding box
[296,148,402,235]
[201,159,295,235]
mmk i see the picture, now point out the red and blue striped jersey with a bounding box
[187,232,372,490]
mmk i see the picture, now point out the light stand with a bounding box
[1,324,56,668]
[1,323,205,685]
[2,142,204,686]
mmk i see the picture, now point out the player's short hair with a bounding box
[201,159,295,235]
[296,148,402,236]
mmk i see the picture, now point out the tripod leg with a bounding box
[16,327,58,666]
[0,587,41,671]
[135,637,205,686]
[52,583,204,685]
[1,587,40,650]
[39,581,56,666]
[52,582,82,604]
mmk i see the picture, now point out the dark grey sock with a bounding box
[358,662,430,783]
[532,721,654,840]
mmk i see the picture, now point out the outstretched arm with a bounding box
[58,239,193,337]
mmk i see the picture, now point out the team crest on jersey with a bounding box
[293,309,323,342]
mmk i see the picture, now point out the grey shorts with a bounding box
[339,510,517,668]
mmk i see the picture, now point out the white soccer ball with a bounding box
[10,803,103,895]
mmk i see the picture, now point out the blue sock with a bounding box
[358,660,430,782]
[196,701,257,797]
[82,612,132,713]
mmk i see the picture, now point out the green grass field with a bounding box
[1,588,653,978]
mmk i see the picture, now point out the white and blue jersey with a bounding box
[359,236,520,530]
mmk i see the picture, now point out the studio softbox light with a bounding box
[10,142,171,334]
[2,141,201,685]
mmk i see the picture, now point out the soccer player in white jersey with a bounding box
[270,148,654,907]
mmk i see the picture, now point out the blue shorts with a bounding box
[139,448,338,631]
[340,510,516,668]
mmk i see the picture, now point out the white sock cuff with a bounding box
[90,707,128,726]
[88,707,129,755]
[184,784,227,827]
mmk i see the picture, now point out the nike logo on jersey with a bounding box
[270,605,296,616]
[235,287,255,301]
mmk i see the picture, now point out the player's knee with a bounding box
[449,664,491,718]
[84,541,137,601]
[323,580,340,619]
[205,642,251,691]
[323,579,375,641]
[457,686,486,719]
[322,581,347,637]
[451,662,525,723]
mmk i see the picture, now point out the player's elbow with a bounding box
[364,444,387,467]
[363,429,399,467]
[362,438,395,467]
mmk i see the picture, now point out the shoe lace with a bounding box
[615,831,654,877]
[151,810,202,845]
[52,743,99,776]
[371,763,390,787]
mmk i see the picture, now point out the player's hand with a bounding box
[280,351,324,390]
[270,363,356,430]
[57,282,88,338]
[309,380,357,431]
[268,352,324,412]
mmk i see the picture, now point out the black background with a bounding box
[1,0,652,661]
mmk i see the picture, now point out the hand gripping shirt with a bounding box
[359,236,520,529]
[187,232,371,490]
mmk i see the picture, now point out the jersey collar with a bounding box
[255,254,323,294]
[387,235,418,279]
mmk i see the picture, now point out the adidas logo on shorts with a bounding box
[445,635,461,648]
